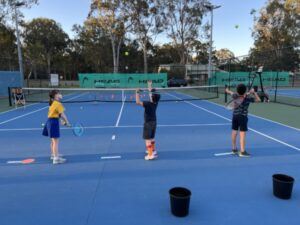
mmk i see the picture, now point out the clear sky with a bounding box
[22,0,266,57]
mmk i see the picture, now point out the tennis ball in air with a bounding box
[125,51,129,56]
[235,25,239,29]
[41,123,45,127]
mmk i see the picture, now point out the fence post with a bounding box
[274,71,279,103]
[8,87,12,107]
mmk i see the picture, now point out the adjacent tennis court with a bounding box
[0,88,299,225]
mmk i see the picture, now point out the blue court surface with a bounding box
[269,88,300,98]
[0,92,300,225]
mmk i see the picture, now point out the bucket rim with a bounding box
[169,187,192,198]
[272,174,295,183]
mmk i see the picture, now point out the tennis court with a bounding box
[0,88,300,225]
[268,88,300,98]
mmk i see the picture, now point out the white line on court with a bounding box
[115,96,126,127]
[203,100,300,132]
[166,92,300,153]
[0,93,88,126]
[101,156,121,160]
[0,123,231,132]
[214,152,234,157]
[0,102,40,116]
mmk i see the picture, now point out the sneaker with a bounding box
[239,151,251,158]
[232,149,238,155]
[145,154,156,161]
[50,154,63,160]
[53,157,67,164]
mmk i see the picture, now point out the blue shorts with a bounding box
[232,115,248,132]
[42,118,60,138]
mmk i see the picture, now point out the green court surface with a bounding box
[210,95,300,129]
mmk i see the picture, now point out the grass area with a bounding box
[0,97,11,113]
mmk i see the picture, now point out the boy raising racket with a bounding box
[43,90,69,164]
[225,84,261,157]
[136,81,161,160]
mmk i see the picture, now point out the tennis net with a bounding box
[8,85,219,105]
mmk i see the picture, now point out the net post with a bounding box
[8,87,12,107]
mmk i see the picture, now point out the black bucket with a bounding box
[272,174,295,200]
[169,187,191,217]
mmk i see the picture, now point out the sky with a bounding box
[22,0,267,57]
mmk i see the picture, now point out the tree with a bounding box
[23,18,69,77]
[72,23,113,73]
[88,0,129,73]
[0,0,38,24]
[0,22,18,70]
[125,0,164,73]
[161,0,209,64]
[215,48,235,64]
[251,0,300,70]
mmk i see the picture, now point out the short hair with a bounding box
[236,84,247,95]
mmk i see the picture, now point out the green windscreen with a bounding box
[78,73,168,88]
[211,72,289,87]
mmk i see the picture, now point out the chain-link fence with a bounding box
[210,46,300,107]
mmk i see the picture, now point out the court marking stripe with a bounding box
[0,103,40,116]
[0,92,84,116]
[0,93,87,125]
[167,93,300,152]
[115,97,126,127]
[0,123,231,132]
[214,152,233,156]
[203,100,300,132]
[101,156,121,160]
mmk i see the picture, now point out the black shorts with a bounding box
[143,121,157,140]
[232,115,248,132]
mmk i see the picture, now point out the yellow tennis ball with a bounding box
[125,51,129,56]
[41,123,45,127]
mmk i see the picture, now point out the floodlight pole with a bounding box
[206,5,221,81]
[14,2,25,87]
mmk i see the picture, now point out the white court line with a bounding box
[0,103,40,116]
[115,96,126,127]
[0,123,231,132]
[0,93,88,126]
[166,92,300,152]
[203,100,300,132]
[0,106,49,125]
[214,152,233,157]
[101,156,121,160]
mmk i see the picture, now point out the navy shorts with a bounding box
[42,118,60,138]
[232,115,248,132]
[143,121,157,140]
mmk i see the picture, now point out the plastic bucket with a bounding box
[272,174,294,200]
[169,187,191,217]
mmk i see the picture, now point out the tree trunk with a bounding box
[111,38,118,73]
[116,38,123,74]
[47,54,51,77]
[143,41,148,74]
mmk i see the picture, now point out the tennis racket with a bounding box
[7,158,35,164]
[226,95,245,110]
[226,72,257,110]
[69,122,84,137]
